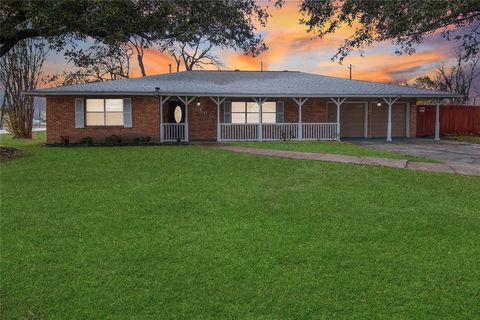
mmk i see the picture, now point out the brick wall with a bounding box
[46,96,160,144]
[46,95,418,143]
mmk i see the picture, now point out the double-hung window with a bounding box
[86,99,124,126]
[230,101,279,124]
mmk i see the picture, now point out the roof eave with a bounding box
[24,90,463,99]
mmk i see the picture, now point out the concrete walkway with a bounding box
[209,145,480,176]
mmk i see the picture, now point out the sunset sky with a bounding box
[44,0,459,85]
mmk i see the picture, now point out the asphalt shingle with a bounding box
[26,70,459,98]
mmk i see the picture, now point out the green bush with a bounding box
[105,134,122,145]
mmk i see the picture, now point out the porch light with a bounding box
[196,97,201,106]
[376,99,382,107]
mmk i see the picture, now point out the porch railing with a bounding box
[219,123,337,141]
[220,123,258,141]
[263,123,299,140]
[302,123,337,140]
[163,123,186,142]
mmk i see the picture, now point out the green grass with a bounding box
[1,133,480,319]
[445,135,480,144]
[233,141,437,162]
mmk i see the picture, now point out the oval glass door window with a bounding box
[174,105,183,123]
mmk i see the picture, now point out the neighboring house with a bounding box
[26,70,460,144]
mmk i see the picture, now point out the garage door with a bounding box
[371,103,407,137]
[327,103,365,137]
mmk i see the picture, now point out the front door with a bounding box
[169,101,185,123]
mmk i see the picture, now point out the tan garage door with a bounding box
[341,104,365,137]
[371,103,407,137]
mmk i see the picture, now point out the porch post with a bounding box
[330,97,347,141]
[185,96,189,142]
[254,97,267,141]
[259,98,263,141]
[382,97,399,142]
[177,96,195,142]
[292,97,308,140]
[158,95,170,143]
[434,99,442,141]
[209,97,226,142]
[406,102,410,138]
[160,95,163,142]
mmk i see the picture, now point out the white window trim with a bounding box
[85,98,124,127]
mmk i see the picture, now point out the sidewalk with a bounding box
[209,145,480,176]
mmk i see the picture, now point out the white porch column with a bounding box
[177,96,195,142]
[254,97,267,141]
[292,97,308,140]
[159,95,170,143]
[406,102,410,138]
[160,95,163,142]
[209,97,226,142]
[382,97,399,142]
[363,102,368,138]
[185,96,189,142]
[434,99,442,141]
[330,97,347,141]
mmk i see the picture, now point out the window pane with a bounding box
[262,113,276,123]
[231,113,246,123]
[106,112,124,126]
[86,99,104,112]
[86,112,105,125]
[105,99,123,112]
[247,113,259,123]
[231,102,245,112]
[246,102,259,112]
[262,102,276,112]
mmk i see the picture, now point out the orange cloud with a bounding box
[319,50,447,82]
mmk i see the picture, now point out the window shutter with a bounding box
[123,98,132,128]
[75,98,84,128]
[224,101,231,123]
[276,101,284,123]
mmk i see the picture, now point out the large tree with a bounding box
[409,49,480,104]
[1,0,269,73]
[290,0,480,63]
[0,39,48,138]
[46,43,133,86]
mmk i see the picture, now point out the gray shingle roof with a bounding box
[26,70,460,98]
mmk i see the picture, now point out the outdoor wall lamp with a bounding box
[376,99,382,107]
[196,97,201,106]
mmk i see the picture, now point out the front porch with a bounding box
[157,95,443,143]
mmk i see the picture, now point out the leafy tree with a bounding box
[2,0,269,76]
[0,39,48,138]
[0,0,145,57]
[288,0,480,63]
[46,43,133,86]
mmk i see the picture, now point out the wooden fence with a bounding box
[416,105,480,136]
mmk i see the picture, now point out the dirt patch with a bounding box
[0,147,27,161]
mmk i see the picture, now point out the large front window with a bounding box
[86,99,124,126]
[231,101,277,124]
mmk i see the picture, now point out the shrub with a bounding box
[60,135,69,146]
[133,136,151,145]
[78,136,93,146]
[105,134,122,145]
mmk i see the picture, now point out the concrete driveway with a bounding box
[348,138,480,165]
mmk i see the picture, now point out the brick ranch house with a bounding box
[26,70,460,144]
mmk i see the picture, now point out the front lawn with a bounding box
[234,140,436,162]
[1,133,479,319]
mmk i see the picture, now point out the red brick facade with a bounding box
[46,95,417,144]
